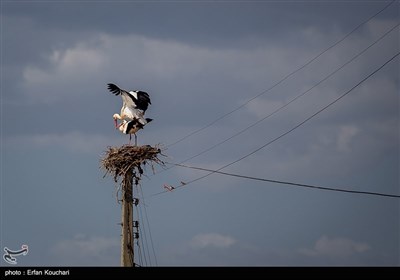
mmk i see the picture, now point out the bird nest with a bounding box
[101,144,165,185]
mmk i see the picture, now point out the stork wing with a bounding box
[107,83,138,108]
[107,83,122,95]
[135,91,151,112]
[137,91,151,105]
[121,92,137,109]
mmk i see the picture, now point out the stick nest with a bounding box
[101,144,165,185]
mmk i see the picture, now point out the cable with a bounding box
[138,185,159,266]
[134,185,148,266]
[136,240,143,267]
[137,207,148,266]
[138,200,152,266]
[173,163,400,199]
[151,51,400,197]
[162,22,399,171]
[135,187,151,266]
[166,0,396,148]
[139,221,149,266]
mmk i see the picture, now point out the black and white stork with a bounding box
[117,117,153,145]
[107,83,151,128]
[107,83,153,145]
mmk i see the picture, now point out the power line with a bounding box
[152,51,400,196]
[166,0,396,148]
[164,22,399,170]
[133,187,147,266]
[171,163,400,199]
[138,184,158,266]
[135,189,151,266]
[137,207,149,266]
[136,239,143,267]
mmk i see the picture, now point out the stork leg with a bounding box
[129,134,132,145]
[134,134,138,146]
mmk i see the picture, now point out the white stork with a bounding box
[117,117,153,145]
[107,83,151,128]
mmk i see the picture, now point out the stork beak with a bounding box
[114,119,118,128]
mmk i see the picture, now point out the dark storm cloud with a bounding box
[4,1,397,48]
[2,1,396,104]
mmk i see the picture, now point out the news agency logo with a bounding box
[3,245,29,265]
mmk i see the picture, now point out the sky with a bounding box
[1,0,399,267]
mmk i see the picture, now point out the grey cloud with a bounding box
[298,235,370,258]
[48,234,119,266]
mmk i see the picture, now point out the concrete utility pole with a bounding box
[101,145,163,267]
[121,169,134,266]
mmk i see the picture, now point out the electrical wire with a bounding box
[138,217,149,267]
[172,163,400,199]
[135,186,150,266]
[161,22,399,172]
[151,51,400,197]
[137,208,148,266]
[138,184,159,266]
[166,0,396,148]
[133,185,148,266]
[138,202,152,266]
[136,239,143,267]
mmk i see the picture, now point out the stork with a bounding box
[107,83,151,128]
[117,117,153,145]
